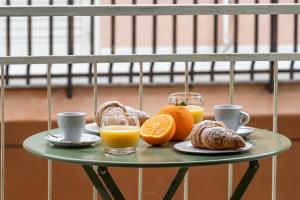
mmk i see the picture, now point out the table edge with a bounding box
[23,135,292,168]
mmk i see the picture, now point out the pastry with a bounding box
[96,101,127,126]
[124,106,150,125]
[191,120,245,150]
[96,101,150,127]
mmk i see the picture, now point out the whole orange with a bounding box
[159,105,194,141]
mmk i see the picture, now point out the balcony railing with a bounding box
[0,0,299,98]
[0,3,300,200]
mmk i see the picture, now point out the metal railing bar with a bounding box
[91,0,98,194]
[1,64,5,200]
[251,0,259,81]
[229,61,235,104]
[268,0,279,93]
[109,0,116,84]
[228,17,238,195]
[290,0,298,80]
[170,0,177,83]
[190,0,198,82]
[2,79,299,90]
[149,0,157,83]
[138,62,143,200]
[228,60,235,199]
[92,62,98,200]
[229,62,235,104]
[234,0,239,53]
[184,62,189,114]
[5,0,11,85]
[2,68,300,79]
[210,0,218,82]
[47,2,53,199]
[47,63,52,200]
[26,0,32,85]
[184,61,189,200]
[2,53,300,65]
[129,0,137,83]
[88,0,95,84]
[2,4,300,16]
[66,0,74,98]
[272,61,278,200]
[49,0,53,55]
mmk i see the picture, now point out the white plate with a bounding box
[45,133,100,147]
[236,126,256,138]
[174,141,253,154]
[85,123,100,135]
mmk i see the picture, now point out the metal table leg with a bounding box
[230,160,259,200]
[97,166,125,200]
[82,165,125,200]
[82,165,112,200]
[83,165,189,200]
[163,166,189,200]
[84,162,257,200]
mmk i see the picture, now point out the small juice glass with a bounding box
[100,115,140,155]
[168,92,204,124]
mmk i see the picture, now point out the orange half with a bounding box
[141,114,176,146]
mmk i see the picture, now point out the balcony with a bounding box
[0,1,299,200]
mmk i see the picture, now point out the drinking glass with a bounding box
[100,114,140,155]
[168,92,205,124]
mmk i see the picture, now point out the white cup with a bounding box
[214,105,250,132]
[57,112,86,141]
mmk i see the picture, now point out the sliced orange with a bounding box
[141,114,176,146]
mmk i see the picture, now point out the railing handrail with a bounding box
[0,4,300,17]
[0,53,300,65]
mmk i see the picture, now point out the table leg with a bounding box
[84,162,258,200]
[82,165,112,200]
[97,166,125,200]
[230,160,259,200]
[163,166,189,200]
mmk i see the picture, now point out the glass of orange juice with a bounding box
[100,115,140,155]
[168,92,204,124]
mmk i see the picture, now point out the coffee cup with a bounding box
[214,105,250,132]
[57,112,86,141]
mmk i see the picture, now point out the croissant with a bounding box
[191,120,245,150]
[96,101,150,127]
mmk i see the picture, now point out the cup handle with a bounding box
[239,111,250,127]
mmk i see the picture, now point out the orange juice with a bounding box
[184,105,205,124]
[101,125,140,148]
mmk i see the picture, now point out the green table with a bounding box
[23,129,291,200]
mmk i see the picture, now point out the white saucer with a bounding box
[45,133,100,147]
[236,126,256,138]
[85,123,100,136]
[174,141,253,155]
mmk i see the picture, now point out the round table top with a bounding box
[23,128,291,168]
